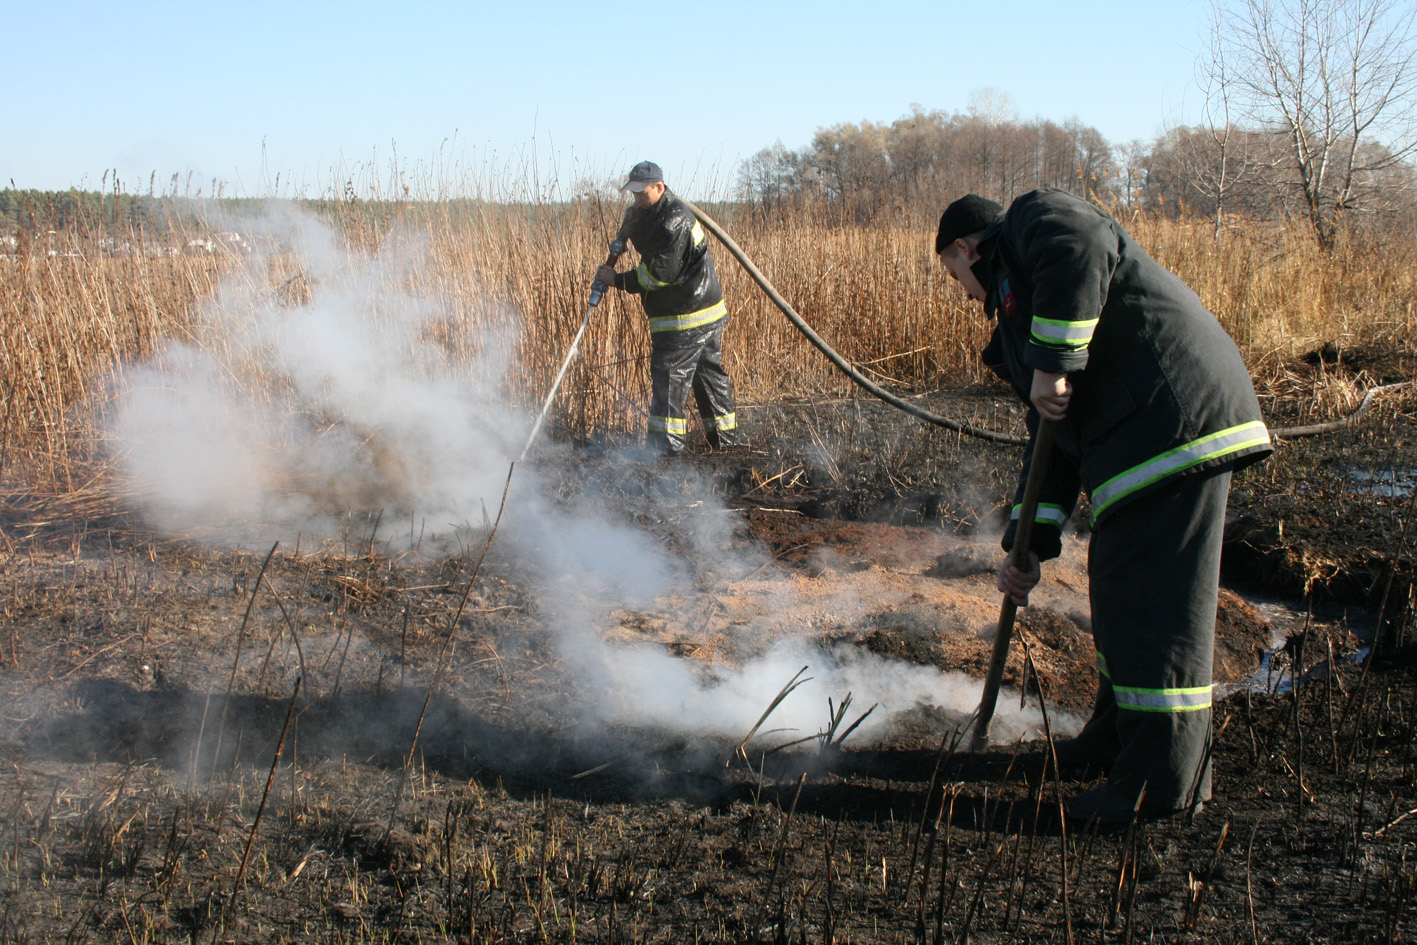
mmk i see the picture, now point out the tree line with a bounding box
[0,189,161,237]
[735,106,1414,239]
[736,0,1417,251]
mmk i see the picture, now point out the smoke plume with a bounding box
[105,205,1069,750]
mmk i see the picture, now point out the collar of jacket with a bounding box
[646,187,678,221]
[971,217,1005,314]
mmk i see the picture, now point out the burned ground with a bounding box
[0,360,1414,943]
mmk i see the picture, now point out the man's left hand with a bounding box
[594,265,617,286]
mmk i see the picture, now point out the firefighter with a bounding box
[935,189,1273,824]
[596,161,739,455]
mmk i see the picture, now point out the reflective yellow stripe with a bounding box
[1115,683,1212,713]
[1096,650,1110,679]
[1011,502,1068,527]
[648,300,727,333]
[1091,421,1271,524]
[648,415,688,435]
[691,220,706,246]
[1031,316,1098,350]
[636,261,671,290]
[704,412,736,431]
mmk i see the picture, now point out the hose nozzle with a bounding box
[588,239,627,307]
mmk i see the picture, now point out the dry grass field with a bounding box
[4,196,1414,483]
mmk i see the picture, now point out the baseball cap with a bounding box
[621,161,665,193]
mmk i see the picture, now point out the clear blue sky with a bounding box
[2,0,1212,197]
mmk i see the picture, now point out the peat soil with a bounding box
[0,351,1415,944]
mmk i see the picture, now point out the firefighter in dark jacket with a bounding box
[596,161,739,455]
[936,188,1273,824]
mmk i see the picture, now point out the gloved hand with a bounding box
[594,264,617,286]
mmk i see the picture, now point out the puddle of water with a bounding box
[1343,467,1417,498]
[1220,595,1376,697]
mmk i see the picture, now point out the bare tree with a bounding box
[967,87,1021,126]
[1191,7,1270,235]
[1116,139,1153,214]
[803,120,893,222]
[736,141,798,215]
[1203,0,1417,248]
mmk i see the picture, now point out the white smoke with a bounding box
[570,635,1054,746]
[104,204,1069,748]
[108,205,521,546]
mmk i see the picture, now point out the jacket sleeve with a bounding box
[613,206,645,294]
[1000,411,1080,562]
[1004,191,1120,375]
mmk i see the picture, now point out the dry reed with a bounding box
[3,196,1413,493]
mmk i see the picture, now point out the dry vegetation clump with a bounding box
[1128,214,1417,380]
[0,251,224,485]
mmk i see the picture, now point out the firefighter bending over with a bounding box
[936,189,1273,825]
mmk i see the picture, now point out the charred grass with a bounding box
[0,555,1413,944]
[0,402,1415,942]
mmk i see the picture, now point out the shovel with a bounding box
[971,418,1057,751]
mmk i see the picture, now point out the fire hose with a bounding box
[518,200,1029,458]
[676,197,1028,446]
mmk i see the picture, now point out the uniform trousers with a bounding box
[647,320,738,454]
[1077,466,1233,810]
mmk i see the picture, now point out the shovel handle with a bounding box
[971,418,1057,751]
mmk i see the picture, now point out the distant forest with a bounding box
[733,106,1417,240]
[5,108,1415,249]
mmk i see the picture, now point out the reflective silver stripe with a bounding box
[636,261,671,290]
[1096,650,1109,679]
[648,300,728,333]
[649,415,688,434]
[691,220,706,246]
[1011,502,1068,527]
[1114,684,1212,713]
[1091,421,1271,523]
[704,412,737,430]
[1031,316,1098,349]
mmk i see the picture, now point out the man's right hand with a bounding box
[594,265,617,286]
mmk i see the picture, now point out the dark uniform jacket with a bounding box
[978,189,1273,558]
[613,189,727,341]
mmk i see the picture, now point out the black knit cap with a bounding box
[935,195,1003,254]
